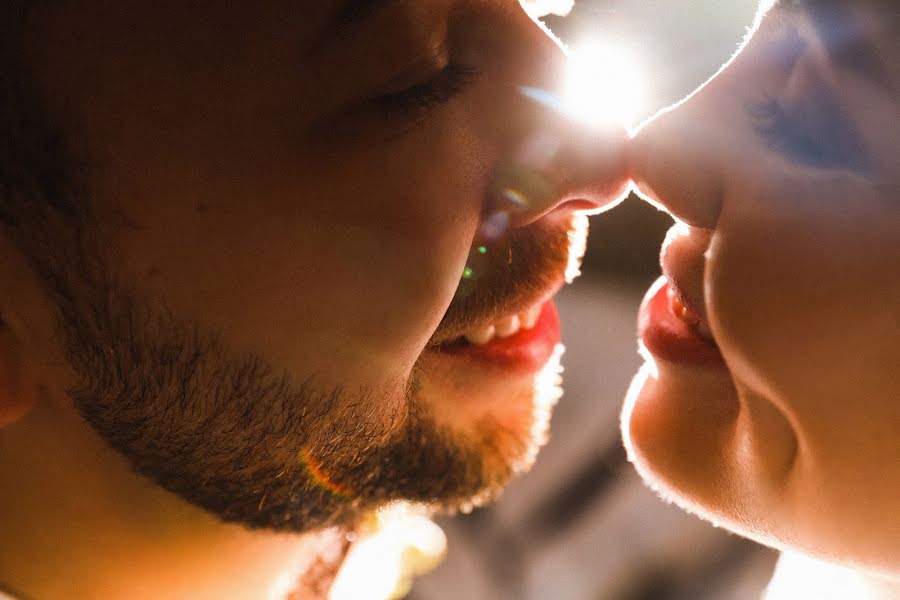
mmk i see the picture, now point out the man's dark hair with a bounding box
[1,0,83,236]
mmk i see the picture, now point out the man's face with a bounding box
[626,0,899,573]
[16,1,627,531]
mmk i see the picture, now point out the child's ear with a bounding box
[0,316,39,427]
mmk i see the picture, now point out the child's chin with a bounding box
[623,360,826,561]
[621,361,747,523]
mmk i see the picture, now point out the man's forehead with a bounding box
[26,0,368,56]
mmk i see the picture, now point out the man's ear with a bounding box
[0,316,39,427]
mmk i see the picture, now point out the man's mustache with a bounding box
[429,219,574,345]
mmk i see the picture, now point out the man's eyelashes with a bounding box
[372,63,480,118]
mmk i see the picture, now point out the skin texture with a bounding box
[0,0,628,597]
[625,0,900,586]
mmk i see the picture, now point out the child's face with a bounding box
[625,0,899,574]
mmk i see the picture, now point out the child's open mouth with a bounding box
[639,278,724,367]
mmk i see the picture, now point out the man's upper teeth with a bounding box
[465,324,496,345]
[495,314,520,337]
[521,304,541,329]
[463,304,542,345]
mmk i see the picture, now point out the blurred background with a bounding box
[410,2,780,599]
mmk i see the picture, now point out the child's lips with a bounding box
[639,277,724,367]
[670,292,715,343]
[660,224,713,327]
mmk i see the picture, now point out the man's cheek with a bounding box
[302,120,489,359]
[319,212,477,371]
[361,234,470,359]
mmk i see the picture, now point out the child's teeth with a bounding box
[495,314,521,338]
[464,324,496,345]
[695,320,714,342]
[671,294,715,343]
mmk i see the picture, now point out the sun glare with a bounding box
[563,39,644,134]
[329,504,447,600]
[520,0,575,18]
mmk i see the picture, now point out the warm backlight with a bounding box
[563,39,644,134]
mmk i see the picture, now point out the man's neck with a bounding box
[0,395,338,599]
[766,552,900,600]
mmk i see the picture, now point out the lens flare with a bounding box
[329,503,447,600]
[501,188,529,209]
[479,160,559,243]
[479,210,511,242]
[563,39,644,133]
[299,447,353,498]
[520,0,574,18]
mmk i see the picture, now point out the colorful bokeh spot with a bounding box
[299,447,353,498]
[501,188,529,208]
[462,266,474,279]
[477,246,487,255]
[480,211,511,241]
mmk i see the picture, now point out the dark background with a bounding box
[411,2,781,599]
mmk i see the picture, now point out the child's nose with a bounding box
[627,100,728,230]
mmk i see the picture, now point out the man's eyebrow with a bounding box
[329,0,399,35]
[780,0,889,88]
[309,0,399,53]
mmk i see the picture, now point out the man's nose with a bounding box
[489,117,631,231]
[486,10,631,233]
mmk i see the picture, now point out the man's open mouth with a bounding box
[424,214,584,372]
[432,299,562,374]
[454,301,545,345]
[437,286,558,346]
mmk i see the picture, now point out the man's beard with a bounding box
[19,212,575,533]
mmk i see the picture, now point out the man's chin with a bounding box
[413,340,566,507]
[198,341,567,534]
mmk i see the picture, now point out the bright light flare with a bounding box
[563,39,644,134]
[329,503,447,600]
[520,0,574,18]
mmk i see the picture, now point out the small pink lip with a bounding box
[434,300,561,374]
[660,225,713,326]
[639,277,725,367]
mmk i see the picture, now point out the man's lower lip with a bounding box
[638,277,725,367]
[433,300,561,374]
